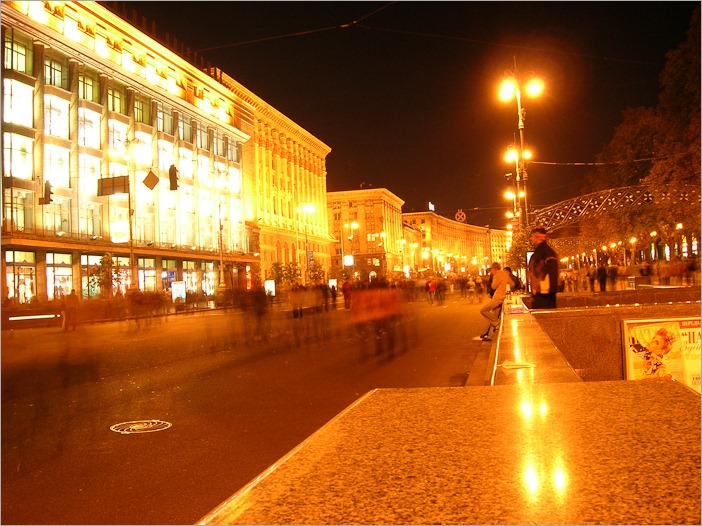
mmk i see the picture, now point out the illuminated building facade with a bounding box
[402,211,510,276]
[1,1,331,303]
[327,188,404,281]
[326,188,508,281]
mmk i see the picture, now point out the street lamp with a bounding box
[123,138,142,290]
[499,60,543,228]
[350,221,359,277]
[298,203,315,284]
[398,238,407,277]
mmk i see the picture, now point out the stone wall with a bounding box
[532,301,700,381]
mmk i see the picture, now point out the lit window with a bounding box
[178,114,192,143]
[78,153,101,196]
[44,144,70,187]
[44,94,70,138]
[157,139,174,171]
[78,71,100,102]
[3,133,34,180]
[78,107,101,148]
[197,155,210,184]
[134,94,151,125]
[196,125,210,150]
[227,140,239,163]
[44,56,68,89]
[228,166,241,194]
[107,120,128,153]
[4,30,34,75]
[178,147,193,178]
[107,85,125,114]
[3,78,34,127]
[213,131,225,157]
[157,103,174,134]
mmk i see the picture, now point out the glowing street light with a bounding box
[343,221,359,276]
[499,59,543,228]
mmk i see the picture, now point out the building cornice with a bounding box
[327,188,405,208]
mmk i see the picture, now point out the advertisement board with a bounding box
[622,317,701,393]
[171,281,186,303]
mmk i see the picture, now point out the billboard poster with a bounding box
[622,317,701,393]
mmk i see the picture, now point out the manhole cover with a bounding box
[110,419,172,434]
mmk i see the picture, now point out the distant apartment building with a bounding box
[326,188,509,280]
[402,211,510,276]
[1,1,331,303]
[326,187,405,281]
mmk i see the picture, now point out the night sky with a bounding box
[115,2,697,228]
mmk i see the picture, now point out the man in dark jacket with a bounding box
[528,227,559,309]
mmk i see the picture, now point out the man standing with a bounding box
[528,227,559,309]
[479,262,514,341]
[65,288,80,330]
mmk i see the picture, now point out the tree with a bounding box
[577,7,700,251]
[307,260,326,284]
[505,229,532,271]
[88,253,121,298]
[644,6,700,240]
[270,262,285,287]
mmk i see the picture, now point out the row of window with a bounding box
[5,250,221,304]
[4,27,241,160]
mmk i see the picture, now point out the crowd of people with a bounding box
[30,224,699,345]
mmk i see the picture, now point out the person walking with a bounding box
[466,275,476,303]
[475,275,484,302]
[597,263,608,292]
[342,280,352,310]
[330,285,338,310]
[528,227,559,309]
[425,279,436,305]
[479,262,514,340]
[588,264,597,292]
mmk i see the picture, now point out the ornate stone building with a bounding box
[326,188,509,280]
[402,211,510,276]
[326,187,405,281]
[1,1,331,303]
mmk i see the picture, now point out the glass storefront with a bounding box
[138,257,156,291]
[161,259,177,292]
[5,250,36,304]
[47,252,72,300]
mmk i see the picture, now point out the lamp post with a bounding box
[499,60,543,228]
[339,226,345,272]
[123,138,142,290]
[217,201,225,290]
[298,203,315,285]
[346,221,359,279]
[398,238,406,277]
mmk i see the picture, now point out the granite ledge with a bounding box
[199,381,700,525]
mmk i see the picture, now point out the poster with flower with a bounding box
[622,317,701,393]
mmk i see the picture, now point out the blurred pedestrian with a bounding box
[425,279,435,305]
[251,286,268,341]
[64,289,80,330]
[597,264,607,292]
[588,264,597,292]
[330,285,338,310]
[342,280,352,310]
[475,275,484,302]
[466,275,476,303]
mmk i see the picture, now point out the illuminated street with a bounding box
[2,296,489,524]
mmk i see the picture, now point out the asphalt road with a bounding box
[2,293,493,524]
